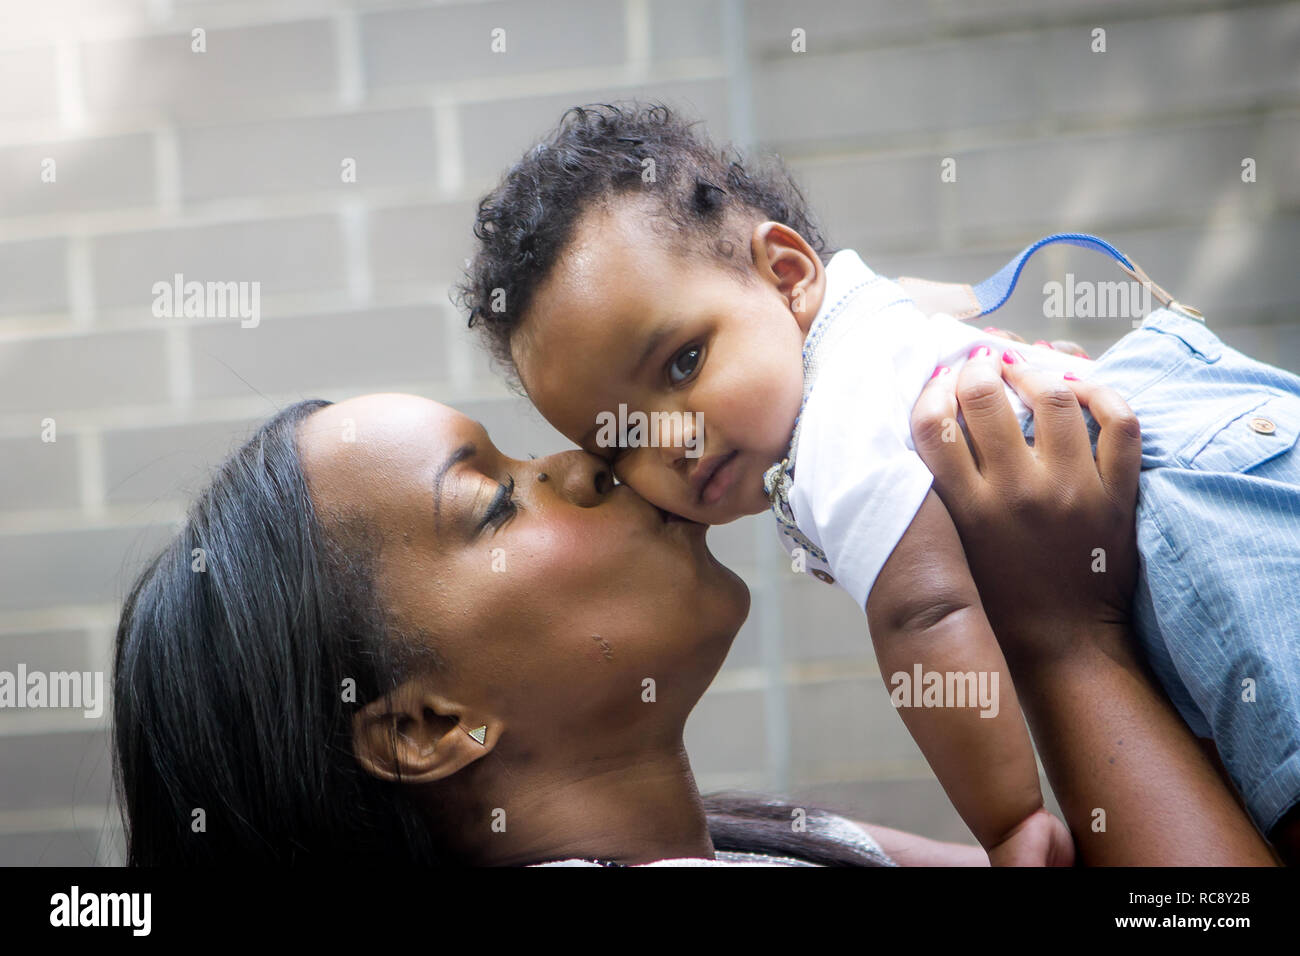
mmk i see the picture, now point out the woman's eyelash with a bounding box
[478,475,518,532]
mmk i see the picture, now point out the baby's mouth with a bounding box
[693,449,739,507]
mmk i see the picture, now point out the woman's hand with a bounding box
[909,349,1140,673]
[909,350,1277,865]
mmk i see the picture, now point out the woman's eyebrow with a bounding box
[433,441,476,527]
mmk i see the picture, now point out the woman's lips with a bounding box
[695,450,739,508]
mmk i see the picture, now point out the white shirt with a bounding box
[765,249,1092,610]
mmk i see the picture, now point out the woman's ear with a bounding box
[351,679,497,785]
[751,221,826,334]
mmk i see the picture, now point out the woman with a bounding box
[115,392,891,865]
[112,369,1275,865]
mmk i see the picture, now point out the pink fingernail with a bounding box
[968,345,991,360]
[1002,349,1024,365]
[931,365,951,379]
[1063,372,1079,381]
[982,326,998,333]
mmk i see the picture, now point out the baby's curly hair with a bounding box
[454,102,832,389]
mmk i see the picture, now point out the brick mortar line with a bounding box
[335,8,365,109]
[0,1,494,52]
[0,375,520,437]
[65,234,94,328]
[0,0,1273,58]
[52,36,84,132]
[75,428,107,518]
[0,74,1290,160]
[748,0,1295,61]
[0,605,123,634]
[781,104,1300,168]
[0,503,182,536]
[0,713,109,739]
[0,805,111,838]
[0,62,723,150]
[340,195,373,304]
[782,759,940,785]
[152,125,183,215]
[0,287,472,341]
[708,661,885,692]
[0,56,728,152]
[767,101,1300,168]
[0,184,474,243]
[858,211,1300,263]
[624,0,649,79]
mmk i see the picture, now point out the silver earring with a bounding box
[467,725,487,745]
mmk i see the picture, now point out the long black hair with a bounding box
[112,398,889,866]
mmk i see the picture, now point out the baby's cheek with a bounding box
[721,384,799,453]
[721,354,801,431]
[625,467,696,518]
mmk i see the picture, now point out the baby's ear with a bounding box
[751,221,825,333]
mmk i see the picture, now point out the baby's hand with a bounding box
[986,808,1075,867]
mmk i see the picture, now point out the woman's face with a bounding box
[296,393,749,754]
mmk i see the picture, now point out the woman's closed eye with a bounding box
[666,344,704,385]
[477,475,519,533]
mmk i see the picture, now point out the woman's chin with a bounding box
[705,545,751,625]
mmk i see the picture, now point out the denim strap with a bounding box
[896,232,1203,322]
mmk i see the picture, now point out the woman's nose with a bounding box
[540,449,614,507]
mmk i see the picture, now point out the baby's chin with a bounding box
[684,483,772,526]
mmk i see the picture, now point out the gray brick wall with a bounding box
[1,0,1294,864]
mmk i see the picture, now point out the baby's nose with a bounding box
[653,412,699,470]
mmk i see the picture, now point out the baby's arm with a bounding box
[865,489,1066,864]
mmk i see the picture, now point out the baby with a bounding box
[458,104,1300,864]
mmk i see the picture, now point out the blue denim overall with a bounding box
[944,234,1300,835]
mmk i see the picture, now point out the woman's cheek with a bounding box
[499,513,634,589]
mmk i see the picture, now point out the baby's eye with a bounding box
[667,345,703,385]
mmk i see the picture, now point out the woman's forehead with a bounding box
[297,394,481,498]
